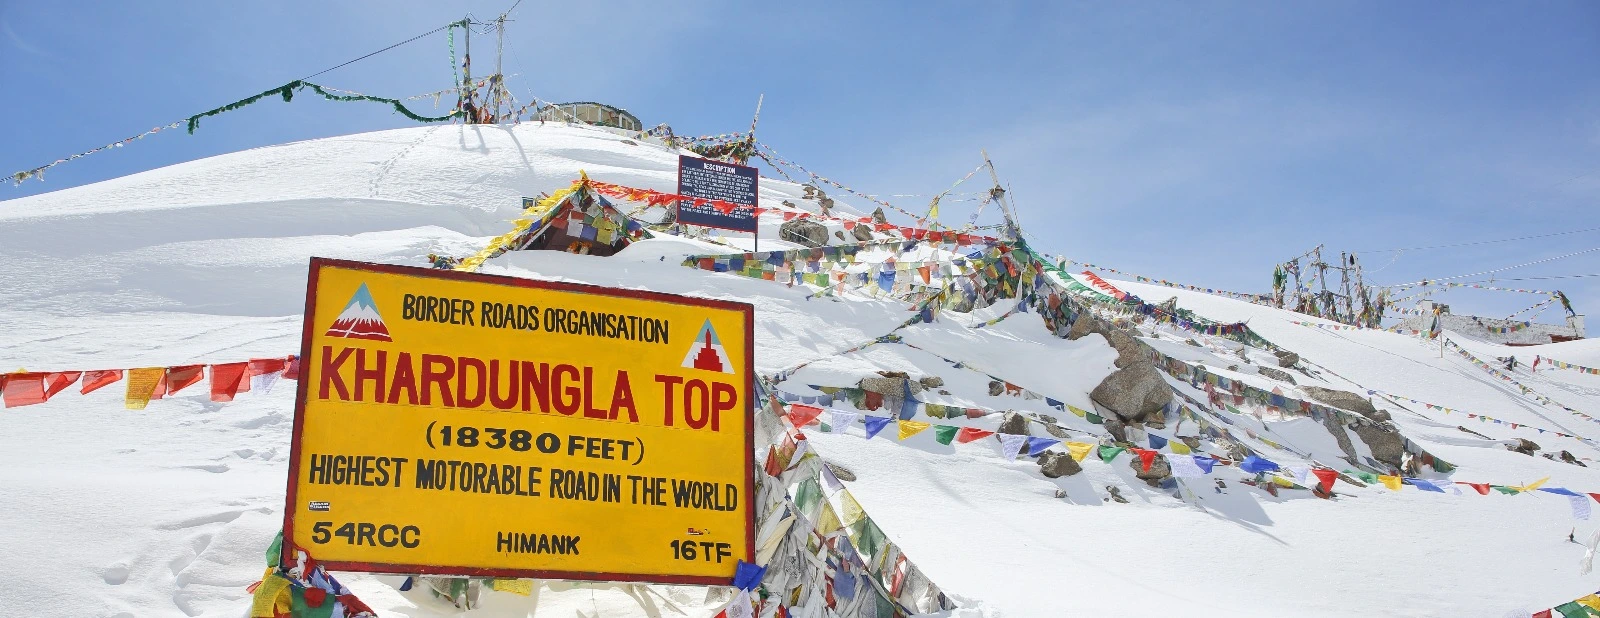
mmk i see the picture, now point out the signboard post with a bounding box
[675,155,760,250]
[284,258,755,585]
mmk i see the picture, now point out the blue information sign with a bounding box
[676,155,759,233]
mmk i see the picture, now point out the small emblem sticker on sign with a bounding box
[308,501,331,512]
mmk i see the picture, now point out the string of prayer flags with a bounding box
[3,356,299,410]
[1539,355,1600,376]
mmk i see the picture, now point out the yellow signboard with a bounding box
[283,258,754,585]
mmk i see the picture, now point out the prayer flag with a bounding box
[209,362,249,402]
[1168,454,1207,478]
[1133,448,1157,471]
[956,427,995,444]
[125,367,166,410]
[1194,456,1217,474]
[1378,475,1402,491]
[165,365,204,395]
[863,416,893,439]
[1065,442,1095,461]
[1169,440,1192,455]
[81,369,123,395]
[43,372,81,399]
[829,411,858,434]
[1148,434,1168,450]
[1098,445,1126,464]
[788,403,824,427]
[1312,468,1339,494]
[897,420,931,440]
[933,425,959,445]
[1026,437,1061,456]
[1239,455,1280,474]
[1,373,47,408]
[999,434,1027,461]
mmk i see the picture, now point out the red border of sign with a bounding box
[675,155,761,233]
[283,257,757,587]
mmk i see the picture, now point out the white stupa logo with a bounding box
[325,282,393,342]
[681,319,732,373]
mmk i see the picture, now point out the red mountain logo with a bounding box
[325,283,392,342]
[681,320,733,373]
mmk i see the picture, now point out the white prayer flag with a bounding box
[1168,454,1208,478]
[829,411,858,434]
[998,434,1027,462]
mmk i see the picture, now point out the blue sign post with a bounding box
[677,155,760,245]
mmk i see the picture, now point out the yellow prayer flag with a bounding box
[1513,476,1551,492]
[490,578,535,596]
[1378,475,1402,491]
[1065,442,1096,462]
[125,367,164,410]
[1169,441,1192,455]
[1578,594,1600,611]
[836,492,866,526]
[897,420,931,440]
[815,501,842,535]
[1271,475,1296,488]
[1066,405,1088,418]
[249,570,292,618]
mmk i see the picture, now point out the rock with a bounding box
[988,380,1005,397]
[1350,421,1405,471]
[1367,409,1392,422]
[1038,414,1057,424]
[825,461,856,482]
[1054,489,1068,499]
[1224,442,1250,462]
[1508,438,1540,456]
[1102,418,1129,443]
[1043,423,1071,439]
[1105,485,1129,504]
[1319,410,1361,465]
[1561,450,1587,467]
[819,197,835,211]
[1186,338,1202,347]
[852,224,874,242]
[877,370,909,379]
[1130,452,1172,487]
[1145,416,1166,430]
[1037,451,1082,478]
[1275,350,1300,367]
[938,389,950,395]
[998,411,1031,436]
[1089,362,1173,423]
[1181,436,1203,451]
[918,376,944,389]
[1300,386,1380,419]
[871,207,888,226]
[1066,313,1096,341]
[1101,328,1143,368]
[858,375,905,396]
[1256,366,1296,384]
[779,219,829,247]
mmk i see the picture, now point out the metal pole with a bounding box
[981,149,1020,239]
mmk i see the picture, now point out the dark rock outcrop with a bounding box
[1037,451,1082,478]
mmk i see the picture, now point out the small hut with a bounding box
[536,102,643,131]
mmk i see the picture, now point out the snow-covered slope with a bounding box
[4,123,1600,617]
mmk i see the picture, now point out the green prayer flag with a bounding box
[933,425,959,445]
[1098,445,1126,463]
[1493,485,1520,495]
[850,517,887,560]
[1086,411,1103,425]
[265,531,283,567]
[794,478,823,518]
[1555,601,1594,618]
[291,588,336,618]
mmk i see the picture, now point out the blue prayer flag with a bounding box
[1148,434,1168,450]
[1026,437,1061,456]
[1239,455,1279,474]
[732,560,766,591]
[863,416,893,439]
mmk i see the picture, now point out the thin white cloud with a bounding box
[1,17,49,57]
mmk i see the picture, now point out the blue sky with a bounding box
[3,2,1598,324]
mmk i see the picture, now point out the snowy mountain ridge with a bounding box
[4,123,1600,617]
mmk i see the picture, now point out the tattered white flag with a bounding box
[828,411,858,434]
[1168,454,1208,478]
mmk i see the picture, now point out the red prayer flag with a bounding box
[283,356,301,380]
[1134,448,1157,471]
[1459,482,1490,495]
[81,369,123,395]
[955,427,995,443]
[763,445,784,477]
[1534,611,1552,618]
[1588,493,1600,504]
[165,365,205,395]
[43,372,82,399]
[787,403,824,427]
[1,373,48,408]
[1311,468,1339,494]
[209,362,249,402]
